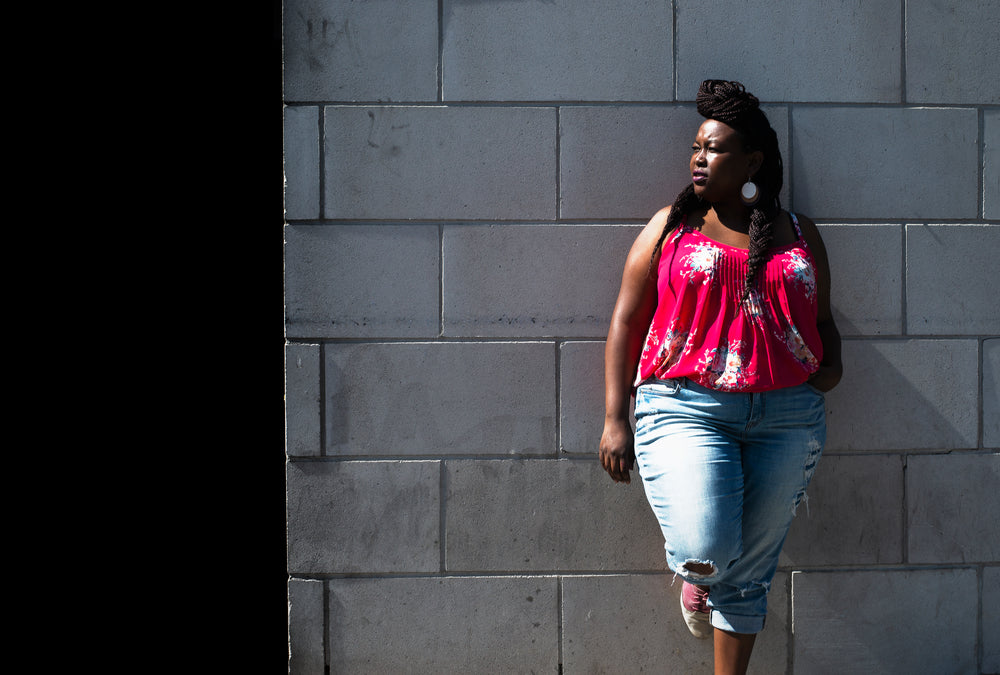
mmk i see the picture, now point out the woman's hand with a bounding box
[600,417,636,484]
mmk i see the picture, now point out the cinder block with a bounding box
[791,107,978,219]
[906,225,1000,335]
[561,573,788,674]
[283,224,439,338]
[987,110,1000,220]
[445,459,666,571]
[326,576,558,673]
[282,0,437,102]
[285,343,322,457]
[288,579,324,675]
[907,453,1000,563]
[442,225,640,337]
[324,106,557,220]
[559,106,788,219]
[561,341,611,454]
[562,574,713,672]
[792,568,978,674]
[823,339,979,451]
[986,339,1000,448]
[324,342,556,455]
[283,106,320,220]
[818,225,902,336]
[441,0,671,101]
[676,0,900,103]
[985,566,1000,673]
[783,455,903,566]
[286,460,439,573]
[906,0,1000,104]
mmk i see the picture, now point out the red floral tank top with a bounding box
[635,213,823,392]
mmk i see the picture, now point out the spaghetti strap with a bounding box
[789,212,803,240]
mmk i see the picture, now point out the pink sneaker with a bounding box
[680,582,712,639]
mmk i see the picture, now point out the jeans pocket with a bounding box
[645,377,682,395]
[635,378,681,418]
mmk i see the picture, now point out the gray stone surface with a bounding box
[818,224,902,336]
[283,106,320,220]
[282,0,438,102]
[562,573,788,674]
[445,459,666,571]
[285,343,322,457]
[905,224,1000,335]
[287,579,324,675]
[441,0,672,102]
[283,224,439,338]
[560,105,788,219]
[326,576,558,673]
[792,568,978,674]
[905,0,1000,104]
[442,224,640,338]
[823,339,979,451]
[562,574,712,673]
[907,452,1000,564]
[324,342,556,455]
[985,566,1000,673]
[987,110,1000,220]
[286,460,440,573]
[676,0,900,103]
[783,454,903,567]
[986,339,1000,449]
[792,107,979,219]
[560,340,611,455]
[324,106,557,220]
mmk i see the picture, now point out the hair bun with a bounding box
[696,80,761,127]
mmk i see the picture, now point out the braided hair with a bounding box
[652,80,784,305]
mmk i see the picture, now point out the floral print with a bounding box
[635,214,823,392]
[783,250,817,300]
[680,241,721,285]
[697,340,754,391]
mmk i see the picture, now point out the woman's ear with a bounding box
[748,150,764,177]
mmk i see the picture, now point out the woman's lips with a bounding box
[692,173,707,185]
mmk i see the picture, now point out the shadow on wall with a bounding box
[779,339,987,674]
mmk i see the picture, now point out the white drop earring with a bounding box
[740,179,759,206]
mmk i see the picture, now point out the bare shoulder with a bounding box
[625,207,673,272]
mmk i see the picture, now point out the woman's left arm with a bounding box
[797,214,842,392]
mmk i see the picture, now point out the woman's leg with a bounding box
[633,379,748,587]
[714,629,756,675]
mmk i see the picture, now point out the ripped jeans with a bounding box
[633,377,825,634]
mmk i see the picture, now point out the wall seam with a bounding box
[671,0,678,101]
[556,107,562,219]
[557,576,564,674]
[900,224,908,335]
[979,108,986,220]
[437,0,444,102]
[440,460,447,572]
[319,341,327,456]
[900,0,907,103]
[322,579,331,673]
[318,105,326,219]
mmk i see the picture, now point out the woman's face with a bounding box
[690,119,762,203]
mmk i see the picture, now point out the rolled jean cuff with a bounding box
[711,609,765,635]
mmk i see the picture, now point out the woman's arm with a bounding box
[797,214,843,392]
[599,208,669,483]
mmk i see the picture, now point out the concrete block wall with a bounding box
[283,1,1000,672]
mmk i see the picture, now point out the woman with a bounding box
[599,80,842,675]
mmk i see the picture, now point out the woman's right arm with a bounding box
[599,208,670,484]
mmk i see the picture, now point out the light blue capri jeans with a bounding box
[633,376,826,635]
